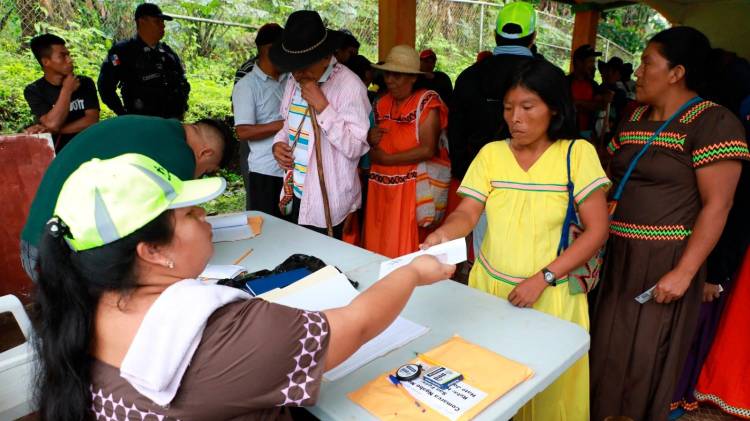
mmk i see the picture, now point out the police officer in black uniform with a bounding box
[97,3,190,120]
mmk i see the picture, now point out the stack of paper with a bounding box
[263,266,429,381]
[207,214,260,243]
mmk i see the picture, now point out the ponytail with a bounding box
[34,211,174,421]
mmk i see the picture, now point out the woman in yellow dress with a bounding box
[423,59,611,420]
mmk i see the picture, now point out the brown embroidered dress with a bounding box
[90,299,330,421]
[589,101,749,421]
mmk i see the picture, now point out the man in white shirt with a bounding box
[232,23,288,216]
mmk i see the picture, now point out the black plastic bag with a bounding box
[218,254,358,289]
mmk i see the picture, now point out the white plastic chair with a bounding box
[0,295,36,420]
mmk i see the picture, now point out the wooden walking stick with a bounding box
[310,109,334,237]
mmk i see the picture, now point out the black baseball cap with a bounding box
[573,44,602,62]
[135,3,173,21]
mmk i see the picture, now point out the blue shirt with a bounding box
[492,45,534,57]
[232,65,288,177]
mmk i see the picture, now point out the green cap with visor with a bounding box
[496,2,537,39]
[52,153,226,251]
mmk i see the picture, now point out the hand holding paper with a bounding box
[379,238,467,279]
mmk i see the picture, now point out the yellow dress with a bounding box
[458,139,610,421]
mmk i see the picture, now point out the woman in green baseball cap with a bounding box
[33,153,454,420]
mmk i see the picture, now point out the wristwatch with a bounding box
[541,268,557,286]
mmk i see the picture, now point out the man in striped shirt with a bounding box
[271,11,370,239]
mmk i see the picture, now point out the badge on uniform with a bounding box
[111,54,120,66]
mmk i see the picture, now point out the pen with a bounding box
[388,375,425,412]
[233,248,254,265]
[414,352,443,368]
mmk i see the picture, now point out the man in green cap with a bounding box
[20,115,233,281]
[449,1,537,182]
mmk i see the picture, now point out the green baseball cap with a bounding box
[53,153,226,251]
[496,2,536,39]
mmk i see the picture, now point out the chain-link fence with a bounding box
[416,0,638,80]
[2,0,139,43]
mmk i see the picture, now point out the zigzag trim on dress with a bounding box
[692,140,750,167]
[679,101,718,124]
[610,221,692,241]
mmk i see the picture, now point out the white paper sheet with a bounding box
[207,214,248,229]
[268,269,429,381]
[211,225,254,243]
[402,374,488,421]
[198,264,246,281]
[378,238,468,278]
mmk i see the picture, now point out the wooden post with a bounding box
[378,0,417,61]
[571,9,600,53]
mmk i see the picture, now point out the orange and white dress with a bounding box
[363,89,448,258]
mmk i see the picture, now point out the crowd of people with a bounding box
[17,1,750,420]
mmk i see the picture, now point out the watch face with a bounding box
[544,271,555,283]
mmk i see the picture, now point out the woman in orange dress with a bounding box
[363,45,448,258]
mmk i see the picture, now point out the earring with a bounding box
[167,260,175,269]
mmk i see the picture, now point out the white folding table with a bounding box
[210,212,590,420]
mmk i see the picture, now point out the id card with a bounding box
[635,285,656,304]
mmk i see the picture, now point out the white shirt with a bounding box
[232,65,288,177]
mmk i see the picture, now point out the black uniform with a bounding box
[98,36,190,119]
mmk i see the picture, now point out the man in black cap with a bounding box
[232,23,287,216]
[270,10,370,239]
[97,3,190,120]
[569,44,612,139]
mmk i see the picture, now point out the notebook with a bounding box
[244,268,312,296]
[207,214,263,242]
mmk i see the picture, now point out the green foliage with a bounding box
[201,168,246,214]
[599,4,668,57]
[0,44,36,133]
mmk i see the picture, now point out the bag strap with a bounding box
[557,140,579,255]
[414,90,431,143]
[414,90,450,153]
[612,96,702,201]
[310,109,334,237]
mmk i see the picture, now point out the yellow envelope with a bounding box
[348,336,534,420]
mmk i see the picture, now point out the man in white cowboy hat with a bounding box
[270,10,371,239]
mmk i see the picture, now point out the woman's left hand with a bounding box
[653,268,693,304]
[508,273,547,308]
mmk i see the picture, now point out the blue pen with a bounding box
[388,374,426,412]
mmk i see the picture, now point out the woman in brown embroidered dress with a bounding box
[589,27,750,421]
